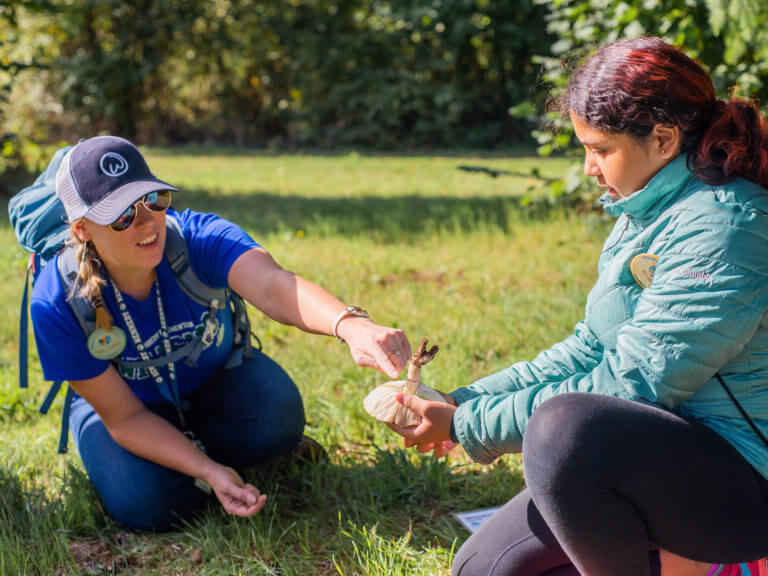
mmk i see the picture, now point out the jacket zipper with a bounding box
[602,216,631,253]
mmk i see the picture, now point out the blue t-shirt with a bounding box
[30,208,259,404]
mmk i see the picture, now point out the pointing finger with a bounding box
[372,346,400,380]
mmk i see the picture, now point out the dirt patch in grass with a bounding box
[67,535,140,573]
[64,533,203,575]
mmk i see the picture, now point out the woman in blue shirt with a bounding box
[31,135,411,531]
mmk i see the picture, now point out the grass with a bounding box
[0,148,610,575]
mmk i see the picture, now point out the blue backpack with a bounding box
[9,146,256,453]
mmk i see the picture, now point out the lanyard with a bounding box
[108,276,204,451]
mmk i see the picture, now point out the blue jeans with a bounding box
[70,350,305,531]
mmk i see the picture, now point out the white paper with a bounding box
[454,507,501,533]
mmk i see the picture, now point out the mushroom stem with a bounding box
[405,338,439,392]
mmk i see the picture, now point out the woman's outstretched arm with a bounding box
[228,247,411,379]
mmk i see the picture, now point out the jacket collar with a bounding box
[601,154,695,220]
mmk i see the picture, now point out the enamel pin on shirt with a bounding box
[630,253,659,289]
[87,326,127,359]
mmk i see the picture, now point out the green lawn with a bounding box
[0,149,609,575]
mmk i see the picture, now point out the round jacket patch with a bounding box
[630,253,658,289]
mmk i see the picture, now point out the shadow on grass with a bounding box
[0,448,523,574]
[1,184,576,245]
[0,465,84,574]
[243,446,523,546]
[175,187,573,242]
[182,447,524,573]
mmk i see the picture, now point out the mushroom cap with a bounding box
[363,380,448,426]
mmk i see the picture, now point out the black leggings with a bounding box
[452,393,768,576]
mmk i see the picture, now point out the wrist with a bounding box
[449,417,459,444]
[439,391,458,407]
[336,314,374,343]
[199,459,221,484]
[332,305,370,343]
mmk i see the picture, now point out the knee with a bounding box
[524,394,594,455]
[264,379,305,450]
[107,499,176,532]
[451,537,486,576]
[523,394,635,499]
[102,475,207,532]
[523,394,604,488]
[240,354,306,441]
[277,380,305,430]
[234,380,305,463]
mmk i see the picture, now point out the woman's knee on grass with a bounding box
[100,471,208,532]
[249,378,305,457]
[204,379,305,468]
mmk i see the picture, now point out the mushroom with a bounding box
[363,338,448,426]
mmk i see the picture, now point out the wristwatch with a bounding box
[332,305,370,343]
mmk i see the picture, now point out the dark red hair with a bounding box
[561,37,768,188]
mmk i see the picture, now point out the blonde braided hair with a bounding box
[69,224,114,331]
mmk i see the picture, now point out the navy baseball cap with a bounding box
[55,136,176,225]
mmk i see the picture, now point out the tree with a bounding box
[0,1,51,188]
[49,0,207,140]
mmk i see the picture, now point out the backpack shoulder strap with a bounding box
[53,217,231,363]
[34,248,93,455]
[56,246,96,336]
[164,214,228,309]
[164,213,239,366]
[163,213,256,366]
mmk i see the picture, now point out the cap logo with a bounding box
[99,152,129,177]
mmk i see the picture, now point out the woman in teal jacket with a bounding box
[390,37,768,576]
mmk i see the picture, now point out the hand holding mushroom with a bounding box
[364,338,458,450]
[389,393,458,448]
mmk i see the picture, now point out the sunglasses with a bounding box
[108,190,172,232]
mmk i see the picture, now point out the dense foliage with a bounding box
[0,1,51,188]
[534,0,768,149]
[528,0,768,202]
[5,0,549,150]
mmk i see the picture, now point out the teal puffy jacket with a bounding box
[451,154,768,478]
